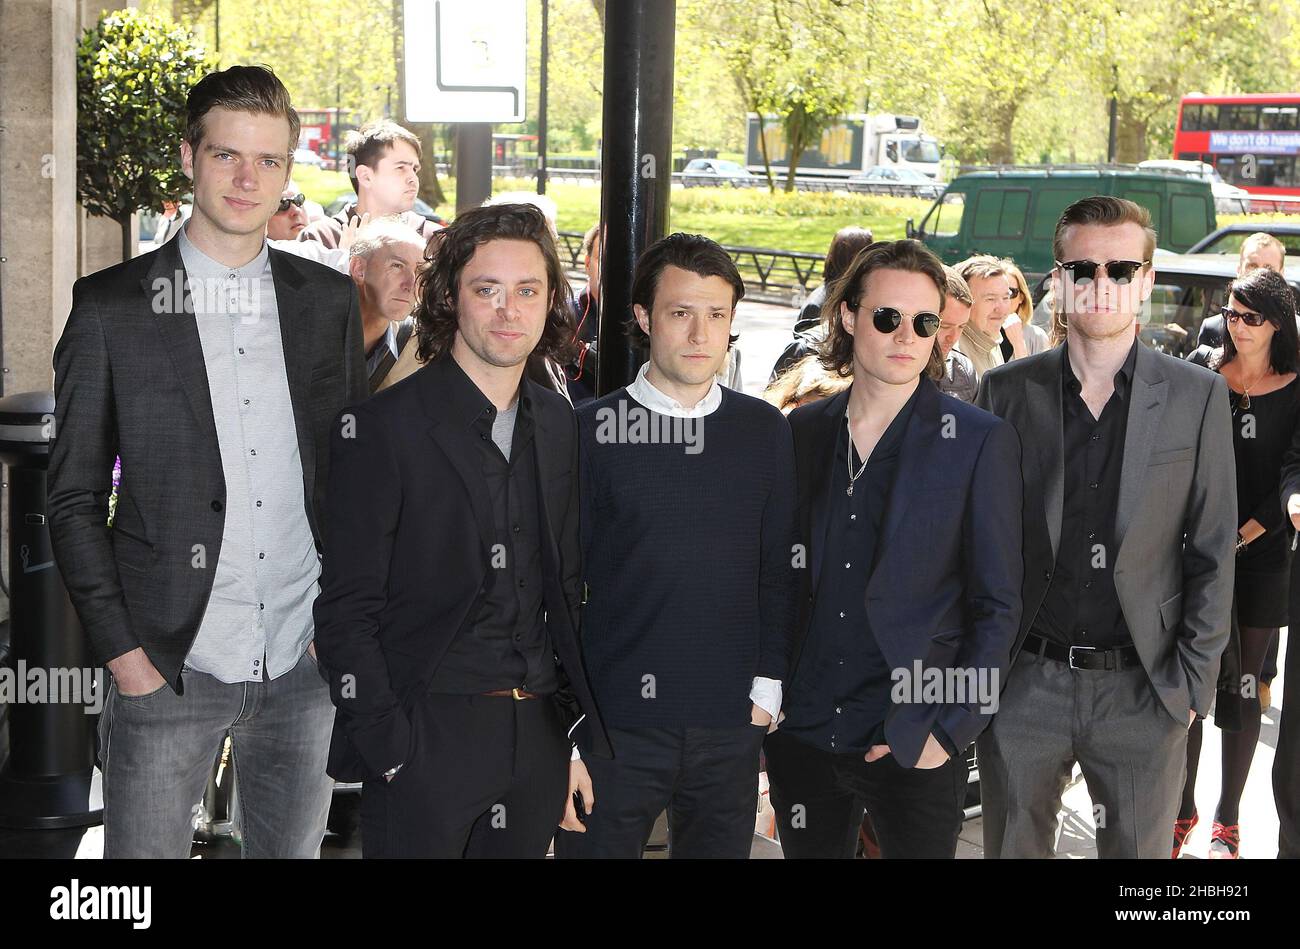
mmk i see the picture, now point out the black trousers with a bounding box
[1276,629,1300,857]
[764,728,965,859]
[554,723,768,859]
[359,692,570,858]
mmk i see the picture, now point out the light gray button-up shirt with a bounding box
[178,226,319,683]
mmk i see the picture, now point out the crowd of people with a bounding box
[42,64,1298,861]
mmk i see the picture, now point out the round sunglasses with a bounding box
[864,305,941,338]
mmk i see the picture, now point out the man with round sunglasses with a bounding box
[765,239,1023,858]
[975,195,1236,859]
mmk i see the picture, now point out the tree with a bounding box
[701,0,862,192]
[76,9,216,261]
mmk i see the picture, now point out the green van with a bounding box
[905,166,1217,278]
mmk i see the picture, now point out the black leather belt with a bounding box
[1021,632,1141,671]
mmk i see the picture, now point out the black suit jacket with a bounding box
[48,237,367,687]
[313,353,611,782]
[786,379,1024,766]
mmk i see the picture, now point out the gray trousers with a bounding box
[97,650,335,858]
[977,648,1188,859]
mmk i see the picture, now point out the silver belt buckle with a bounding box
[1068,645,1096,669]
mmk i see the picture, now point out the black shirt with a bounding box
[428,361,559,694]
[1031,340,1138,649]
[781,387,917,753]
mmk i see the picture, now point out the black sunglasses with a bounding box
[1221,305,1274,327]
[1055,259,1149,284]
[276,192,307,213]
[867,306,941,338]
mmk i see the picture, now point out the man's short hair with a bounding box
[185,65,300,154]
[823,226,876,285]
[349,216,425,261]
[628,233,745,350]
[955,254,1012,285]
[1053,195,1158,263]
[943,266,973,307]
[819,239,947,381]
[1240,231,1286,266]
[345,119,422,193]
[581,223,601,259]
[411,203,575,365]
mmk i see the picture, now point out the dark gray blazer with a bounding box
[48,237,367,688]
[976,343,1236,723]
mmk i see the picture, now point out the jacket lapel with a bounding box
[870,379,941,579]
[1026,347,1066,559]
[421,358,496,556]
[808,389,850,592]
[1115,345,1168,551]
[142,239,219,448]
[270,249,317,507]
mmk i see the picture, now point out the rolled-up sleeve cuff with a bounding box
[750,677,783,721]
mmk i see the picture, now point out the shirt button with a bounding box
[518,579,526,588]
[850,514,857,521]
[211,500,223,512]
[250,449,257,456]
[259,552,265,560]
[839,611,846,618]
[1044,570,1052,580]
[1089,481,1099,489]
[227,272,237,281]
[835,706,842,714]
[243,399,250,406]
[1084,580,1092,589]
[256,500,262,508]
[512,524,521,534]
[1091,433,1101,441]
[1087,531,1096,540]
[238,347,245,355]
[259,603,265,611]
[844,562,851,569]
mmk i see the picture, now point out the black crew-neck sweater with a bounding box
[576,386,799,731]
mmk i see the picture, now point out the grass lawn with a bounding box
[293,169,934,254]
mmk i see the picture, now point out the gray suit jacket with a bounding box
[976,343,1236,723]
[48,237,368,688]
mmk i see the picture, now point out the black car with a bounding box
[1187,222,1300,257]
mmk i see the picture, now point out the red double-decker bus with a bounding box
[1174,93,1300,196]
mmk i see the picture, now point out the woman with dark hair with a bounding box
[1175,266,1300,858]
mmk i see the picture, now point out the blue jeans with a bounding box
[97,650,335,858]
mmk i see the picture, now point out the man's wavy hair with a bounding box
[819,239,947,381]
[413,203,576,364]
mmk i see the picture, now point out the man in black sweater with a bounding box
[554,234,799,859]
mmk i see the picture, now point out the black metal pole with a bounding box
[596,0,676,396]
[455,123,494,213]
[537,0,549,194]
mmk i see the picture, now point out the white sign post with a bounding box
[404,0,528,124]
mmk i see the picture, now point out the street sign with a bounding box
[404,0,527,124]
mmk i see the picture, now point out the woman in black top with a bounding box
[1175,267,1299,858]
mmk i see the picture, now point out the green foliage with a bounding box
[76,9,216,223]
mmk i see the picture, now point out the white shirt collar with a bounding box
[626,361,723,418]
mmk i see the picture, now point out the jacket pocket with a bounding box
[1159,592,1183,631]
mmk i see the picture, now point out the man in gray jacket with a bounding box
[975,196,1235,859]
[48,65,366,858]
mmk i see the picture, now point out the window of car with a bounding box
[925,191,965,238]
[1170,194,1211,249]
[1144,274,1231,357]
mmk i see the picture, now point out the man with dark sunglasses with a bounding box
[765,239,1023,858]
[976,195,1236,859]
[267,183,309,240]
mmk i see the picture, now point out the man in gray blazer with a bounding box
[975,196,1235,859]
[48,65,367,857]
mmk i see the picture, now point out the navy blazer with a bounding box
[786,377,1024,767]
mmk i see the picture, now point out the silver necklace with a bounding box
[845,413,869,496]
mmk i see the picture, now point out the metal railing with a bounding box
[557,230,822,304]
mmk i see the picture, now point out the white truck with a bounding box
[745,112,943,180]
